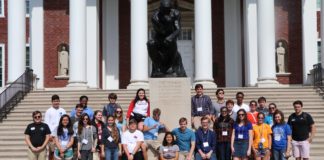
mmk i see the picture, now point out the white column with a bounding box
[67,0,88,88]
[86,0,99,88]
[256,0,278,87]
[302,0,318,84]
[224,0,242,87]
[321,0,324,67]
[243,0,258,87]
[127,0,149,89]
[194,0,217,88]
[103,0,119,89]
[8,0,26,83]
[30,0,44,89]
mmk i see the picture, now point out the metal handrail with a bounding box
[313,63,324,92]
[0,68,34,122]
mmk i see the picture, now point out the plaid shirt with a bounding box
[191,95,213,117]
[213,116,234,142]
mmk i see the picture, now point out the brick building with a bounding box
[0,0,322,89]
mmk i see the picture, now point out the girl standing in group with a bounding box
[126,88,150,130]
[102,115,122,160]
[92,110,105,160]
[252,112,272,160]
[114,106,126,133]
[231,109,253,160]
[214,107,234,160]
[77,113,97,160]
[53,115,74,160]
[272,110,292,160]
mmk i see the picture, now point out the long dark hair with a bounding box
[235,109,249,125]
[134,88,148,102]
[273,110,285,125]
[78,113,91,135]
[107,115,120,144]
[114,106,124,123]
[162,132,175,146]
[57,114,74,136]
[218,106,230,122]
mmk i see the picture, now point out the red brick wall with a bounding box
[0,0,30,85]
[275,0,303,84]
[212,0,225,87]
[44,0,69,87]
[119,0,131,89]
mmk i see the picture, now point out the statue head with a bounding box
[160,0,172,14]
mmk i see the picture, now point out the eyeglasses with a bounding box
[238,114,245,116]
[116,111,122,113]
[34,116,41,119]
[83,118,89,121]
[258,117,264,119]
[221,110,227,113]
[269,107,275,109]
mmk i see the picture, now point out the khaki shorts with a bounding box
[179,151,194,160]
[48,140,56,153]
[292,140,310,158]
[145,140,161,158]
[27,147,47,160]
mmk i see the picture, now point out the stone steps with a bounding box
[0,87,323,159]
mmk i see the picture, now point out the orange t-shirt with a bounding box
[247,112,258,125]
[252,123,272,149]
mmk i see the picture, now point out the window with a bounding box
[26,0,30,16]
[26,45,30,69]
[178,28,193,40]
[0,0,4,17]
[0,45,4,87]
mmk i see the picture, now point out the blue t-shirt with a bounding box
[265,114,274,127]
[172,128,196,152]
[272,123,292,150]
[70,106,94,120]
[233,122,252,141]
[143,117,164,140]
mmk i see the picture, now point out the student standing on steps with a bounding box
[25,111,51,160]
[44,95,66,160]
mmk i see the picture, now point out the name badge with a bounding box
[238,134,243,139]
[197,107,203,112]
[222,131,228,136]
[108,136,113,142]
[82,139,88,144]
[274,134,281,141]
[203,142,209,147]
[61,141,68,146]
[163,148,168,152]
[30,127,35,131]
[260,138,265,143]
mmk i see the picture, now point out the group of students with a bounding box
[24,85,316,160]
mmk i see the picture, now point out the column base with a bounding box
[193,80,217,89]
[256,78,279,87]
[66,81,88,90]
[127,81,149,89]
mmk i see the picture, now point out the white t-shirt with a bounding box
[133,100,149,116]
[44,107,66,133]
[233,103,250,113]
[122,130,144,153]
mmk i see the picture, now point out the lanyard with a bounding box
[259,124,264,141]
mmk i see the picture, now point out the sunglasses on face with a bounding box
[83,118,89,121]
[116,111,122,113]
[258,117,264,119]
[34,116,41,119]
[238,114,245,116]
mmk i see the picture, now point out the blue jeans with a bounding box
[105,148,119,160]
[272,149,287,160]
[195,152,217,160]
[216,142,231,160]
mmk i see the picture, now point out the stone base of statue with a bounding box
[256,78,280,88]
[149,78,191,129]
[276,72,291,85]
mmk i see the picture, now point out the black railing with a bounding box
[0,69,34,122]
[313,63,323,92]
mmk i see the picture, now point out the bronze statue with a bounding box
[147,0,187,77]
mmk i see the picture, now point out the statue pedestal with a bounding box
[149,78,191,130]
[276,72,291,84]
